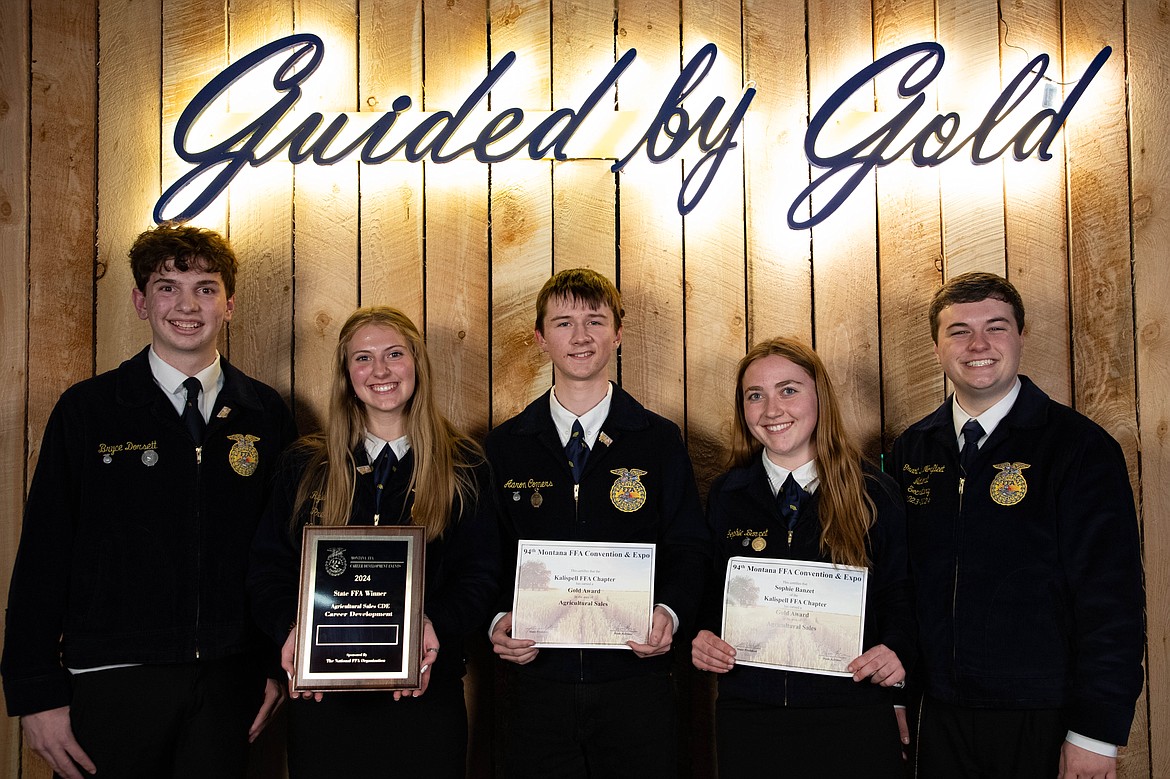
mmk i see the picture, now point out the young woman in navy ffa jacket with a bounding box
[691,338,915,778]
[248,307,499,778]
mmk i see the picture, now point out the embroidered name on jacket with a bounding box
[902,463,945,505]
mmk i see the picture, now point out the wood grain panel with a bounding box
[681,0,746,491]
[807,0,882,455]
[614,0,685,429]
[873,0,944,447]
[745,0,812,346]
[1130,2,1170,774]
[1000,0,1071,405]
[491,162,553,424]
[425,0,490,437]
[1127,0,1170,771]
[359,0,424,325]
[1064,1,1144,774]
[24,1,97,775]
[227,1,295,404]
[936,0,1005,277]
[95,0,160,372]
[291,0,359,431]
[0,2,29,772]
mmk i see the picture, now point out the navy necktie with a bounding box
[372,443,398,524]
[566,420,589,483]
[777,473,804,530]
[959,418,985,475]
[182,377,206,443]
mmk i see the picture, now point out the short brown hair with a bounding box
[535,268,624,333]
[129,224,239,297]
[928,272,1025,344]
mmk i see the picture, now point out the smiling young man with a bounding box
[892,272,1144,779]
[2,224,297,779]
[486,268,709,777]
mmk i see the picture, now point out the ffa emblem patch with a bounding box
[227,434,260,476]
[990,462,1030,506]
[325,547,347,576]
[609,468,648,512]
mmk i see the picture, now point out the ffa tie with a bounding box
[959,418,985,475]
[566,420,589,483]
[372,443,398,525]
[777,473,804,530]
[182,377,206,443]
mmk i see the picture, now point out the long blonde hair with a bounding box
[292,307,482,541]
[730,338,875,568]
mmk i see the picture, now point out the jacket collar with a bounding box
[716,455,776,511]
[115,345,264,413]
[916,374,1051,445]
[512,382,653,438]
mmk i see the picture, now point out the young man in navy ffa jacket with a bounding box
[2,225,297,779]
[487,268,709,778]
[892,272,1144,778]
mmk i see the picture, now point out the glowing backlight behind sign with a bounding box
[157,34,1110,229]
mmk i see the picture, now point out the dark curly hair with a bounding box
[129,224,239,297]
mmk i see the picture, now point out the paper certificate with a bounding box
[293,525,425,691]
[721,556,867,676]
[512,540,655,649]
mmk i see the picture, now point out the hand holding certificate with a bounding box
[721,557,867,676]
[512,540,655,649]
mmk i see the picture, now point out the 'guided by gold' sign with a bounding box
[157,34,1109,229]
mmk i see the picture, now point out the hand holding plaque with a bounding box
[292,526,426,691]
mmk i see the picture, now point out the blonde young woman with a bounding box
[691,338,914,777]
[249,307,499,778]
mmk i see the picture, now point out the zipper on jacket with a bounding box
[951,475,965,672]
[194,444,203,659]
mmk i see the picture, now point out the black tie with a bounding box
[372,444,398,524]
[566,420,589,483]
[182,377,206,443]
[777,473,804,530]
[960,419,985,475]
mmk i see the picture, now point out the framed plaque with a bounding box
[721,556,867,676]
[293,525,425,691]
[512,540,655,649]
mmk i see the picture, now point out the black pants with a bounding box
[915,695,1065,778]
[716,697,905,778]
[68,656,263,779]
[286,674,467,778]
[502,671,678,779]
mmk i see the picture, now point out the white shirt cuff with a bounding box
[655,603,679,635]
[1065,731,1117,758]
[489,611,507,639]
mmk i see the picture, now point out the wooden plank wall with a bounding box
[2,1,1166,777]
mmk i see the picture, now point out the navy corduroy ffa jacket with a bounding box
[2,347,297,716]
[892,376,1145,746]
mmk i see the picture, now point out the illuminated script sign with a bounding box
[156,34,1109,229]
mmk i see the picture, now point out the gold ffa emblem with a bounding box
[227,434,260,476]
[609,468,648,512]
[990,462,1030,506]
